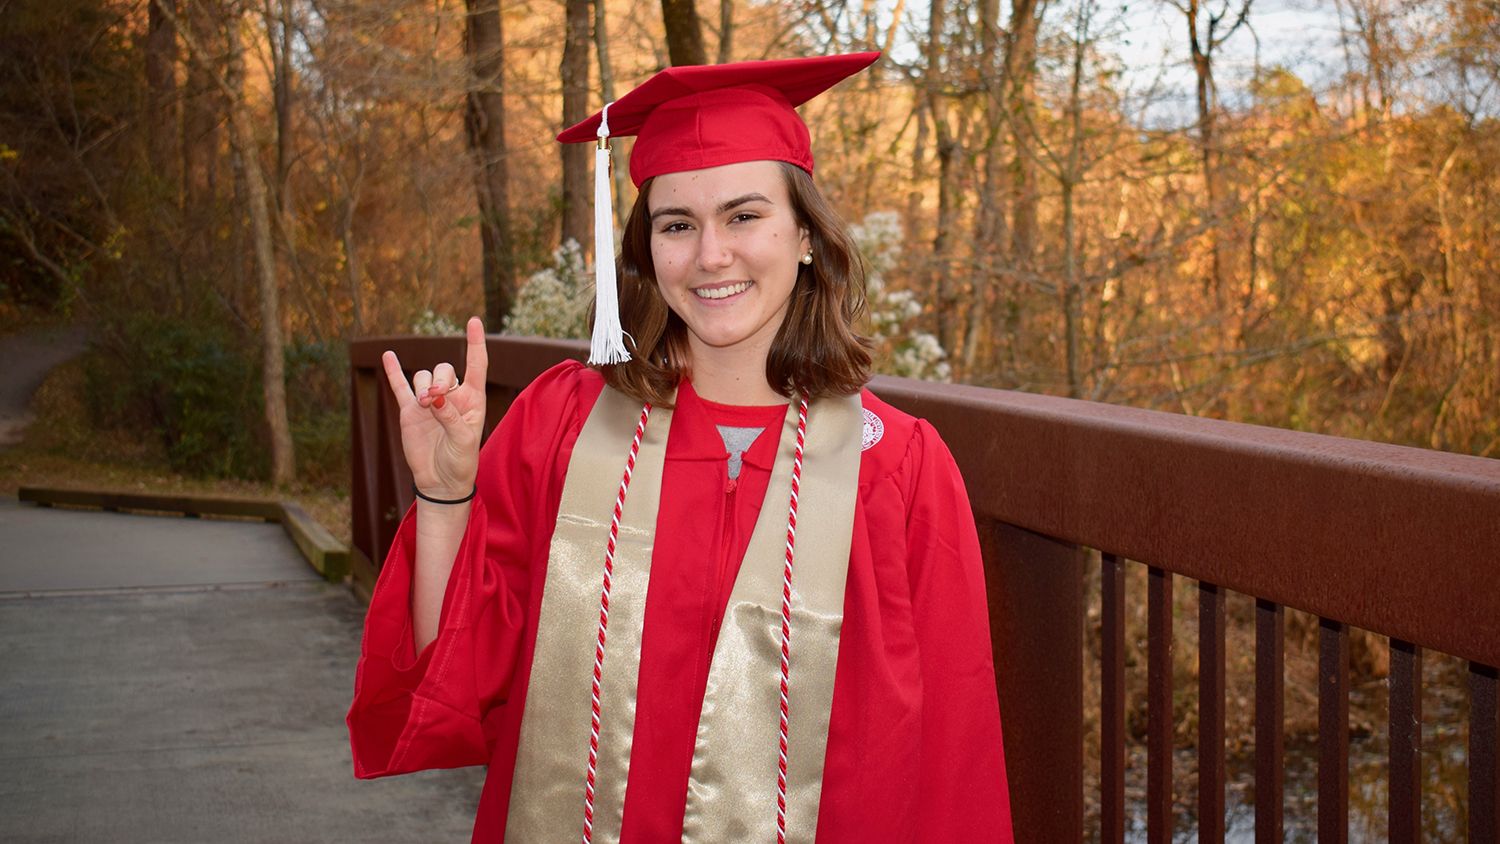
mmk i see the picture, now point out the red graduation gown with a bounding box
[347,362,1014,842]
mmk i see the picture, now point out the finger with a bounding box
[463,316,488,389]
[427,380,472,437]
[412,369,433,404]
[381,351,416,408]
[433,362,458,393]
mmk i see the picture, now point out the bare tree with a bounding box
[159,0,296,483]
[180,0,224,270]
[1003,0,1043,272]
[560,0,592,249]
[1176,0,1252,295]
[661,0,708,66]
[1055,0,1095,398]
[270,0,296,224]
[717,0,733,63]
[146,1,180,188]
[594,0,630,225]
[924,0,960,354]
[227,4,296,484]
[464,0,516,326]
[963,0,1003,374]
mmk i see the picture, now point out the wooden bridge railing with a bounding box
[350,334,1500,842]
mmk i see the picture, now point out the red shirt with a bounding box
[348,362,1013,842]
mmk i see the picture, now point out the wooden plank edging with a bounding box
[17,486,350,584]
[279,502,350,582]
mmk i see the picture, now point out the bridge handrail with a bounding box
[350,333,1500,841]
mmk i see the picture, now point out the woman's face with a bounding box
[647,160,810,365]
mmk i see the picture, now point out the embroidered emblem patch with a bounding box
[861,408,884,451]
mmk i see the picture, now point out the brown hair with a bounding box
[598,162,873,406]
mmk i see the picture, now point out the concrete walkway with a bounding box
[0,499,483,843]
[0,325,88,447]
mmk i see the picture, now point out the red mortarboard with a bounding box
[557,52,880,365]
[559,51,880,187]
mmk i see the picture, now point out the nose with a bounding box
[695,224,733,272]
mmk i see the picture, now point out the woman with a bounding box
[348,52,1013,843]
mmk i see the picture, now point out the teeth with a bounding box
[693,281,752,300]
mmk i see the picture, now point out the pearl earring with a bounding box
[800,251,813,266]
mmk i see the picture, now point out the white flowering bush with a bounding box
[851,211,951,382]
[411,309,462,336]
[493,221,952,383]
[503,239,591,340]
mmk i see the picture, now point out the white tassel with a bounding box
[589,102,631,365]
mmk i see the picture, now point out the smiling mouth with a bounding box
[692,281,753,300]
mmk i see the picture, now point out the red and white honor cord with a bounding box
[776,394,810,844]
[582,402,652,844]
[578,393,810,844]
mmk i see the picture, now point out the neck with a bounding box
[685,336,786,406]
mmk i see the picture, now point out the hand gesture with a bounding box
[381,316,489,501]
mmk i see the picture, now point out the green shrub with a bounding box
[285,338,350,489]
[85,315,265,479]
[80,311,353,488]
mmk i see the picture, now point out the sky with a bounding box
[872,0,1355,127]
[1109,0,1350,124]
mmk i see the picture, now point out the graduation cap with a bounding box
[557,52,880,366]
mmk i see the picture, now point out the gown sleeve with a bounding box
[346,361,590,778]
[904,419,1015,840]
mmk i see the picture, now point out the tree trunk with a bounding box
[464,0,516,326]
[594,0,629,226]
[1003,0,1041,273]
[925,0,957,354]
[966,0,1005,376]
[226,4,296,484]
[717,0,733,63]
[274,0,295,225]
[1059,0,1093,399]
[341,193,365,336]
[181,0,222,231]
[661,0,708,66]
[1184,0,1252,298]
[560,0,591,250]
[1187,0,1225,296]
[268,0,325,341]
[146,0,183,300]
[146,0,179,191]
[336,144,368,336]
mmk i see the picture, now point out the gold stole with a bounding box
[506,386,862,842]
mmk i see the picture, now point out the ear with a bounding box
[798,226,812,258]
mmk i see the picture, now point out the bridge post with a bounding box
[983,520,1084,842]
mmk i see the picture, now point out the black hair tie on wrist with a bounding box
[412,484,477,505]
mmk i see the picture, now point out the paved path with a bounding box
[0,326,88,447]
[0,499,483,842]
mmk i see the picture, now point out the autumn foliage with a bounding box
[1,0,1496,483]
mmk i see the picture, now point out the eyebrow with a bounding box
[648,192,773,221]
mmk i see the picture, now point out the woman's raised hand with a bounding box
[381,316,489,501]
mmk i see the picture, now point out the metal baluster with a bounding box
[1199,582,1226,843]
[1148,566,1173,844]
[1255,599,1284,844]
[1102,553,1126,844]
[1388,639,1421,843]
[1318,618,1349,844]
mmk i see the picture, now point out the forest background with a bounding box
[3,0,1496,833]
[3,0,1497,487]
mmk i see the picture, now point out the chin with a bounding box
[685,322,763,351]
[693,332,753,350]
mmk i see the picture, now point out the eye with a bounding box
[657,220,692,234]
[729,212,760,224]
